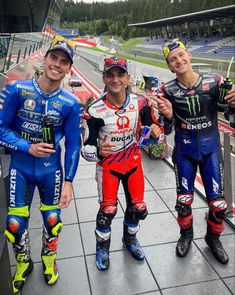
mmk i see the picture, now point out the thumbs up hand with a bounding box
[99,135,117,157]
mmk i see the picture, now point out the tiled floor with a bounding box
[8,152,235,295]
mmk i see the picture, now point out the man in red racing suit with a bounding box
[81,57,163,270]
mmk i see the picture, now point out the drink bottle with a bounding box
[41,116,55,149]
[139,126,151,148]
[219,78,235,128]
[218,78,233,112]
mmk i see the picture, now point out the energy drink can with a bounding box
[41,115,55,149]
[139,126,151,148]
[218,78,233,112]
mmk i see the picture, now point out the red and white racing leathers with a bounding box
[81,92,163,236]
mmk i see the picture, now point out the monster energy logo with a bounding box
[185,94,200,116]
[20,130,42,143]
[21,131,31,140]
[218,87,228,103]
[42,127,52,143]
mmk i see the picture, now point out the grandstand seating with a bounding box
[132,36,235,60]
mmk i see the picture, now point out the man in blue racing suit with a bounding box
[0,36,82,293]
[156,39,235,264]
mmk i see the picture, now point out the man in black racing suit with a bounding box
[156,39,235,264]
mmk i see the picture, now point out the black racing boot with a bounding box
[176,227,193,257]
[123,225,145,260]
[205,232,229,264]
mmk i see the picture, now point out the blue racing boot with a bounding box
[95,230,111,271]
[96,239,110,271]
[96,238,110,270]
[123,223,145,260]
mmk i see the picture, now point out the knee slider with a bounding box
[5,206,29,244]
[175,194,193,216]
[40,204,62,237]
[125,202,148,224]
[208,198,227,222]
[96,205,117,230]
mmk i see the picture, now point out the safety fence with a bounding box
[0,155,13,295]
[0,32,51,90]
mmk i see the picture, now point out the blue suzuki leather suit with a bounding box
[0,78,82,246]
[160,73,228,235]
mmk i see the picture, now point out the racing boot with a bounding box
[13,256,34,294]
[41,230,59,285]
[204,230,229,264]
[95,231,111,271]
[5,229,34,294]
[123,224,145,260]
[176,226,193,257]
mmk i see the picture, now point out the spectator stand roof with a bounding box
[128,5,235,28]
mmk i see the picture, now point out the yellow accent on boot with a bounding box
[4,229,15,244]
[42,254,58,285]
[13,259,34,294]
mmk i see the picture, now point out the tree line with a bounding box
[61,0,234,39]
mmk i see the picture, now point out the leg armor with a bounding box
[96,205,117,236]
[4,208,34,294]
[5,206,29,247]
[40,203,62,285]
[175,194,193,230]
[124,202,148,225]
[205,198,229,264]
[40,203,62,238]
[207,198,227,235]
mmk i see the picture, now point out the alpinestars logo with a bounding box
[185,94,200,116]
[183,139,191,144]
[212,177,219,194]
[181,177,188,190]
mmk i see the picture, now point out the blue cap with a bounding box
[47,39,74,63]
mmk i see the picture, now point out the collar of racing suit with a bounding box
[32,78,63,99]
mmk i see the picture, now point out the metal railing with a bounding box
[0,32,51,73]
[0,156,13,295]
